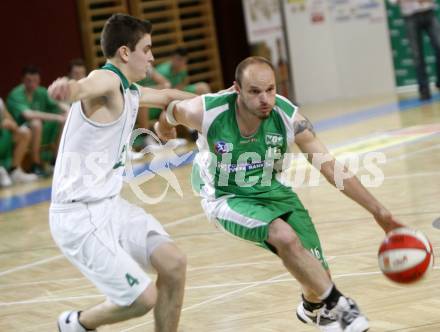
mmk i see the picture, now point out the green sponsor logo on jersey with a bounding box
[265,133,283,147]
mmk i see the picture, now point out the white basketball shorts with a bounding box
[49,195,171,306]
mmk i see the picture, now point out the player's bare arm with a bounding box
[293,111,402,233]
[138,86,195,108]
[155,95,204,141]
[49,69,121,104]
[22,109,65,123]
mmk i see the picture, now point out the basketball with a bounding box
[378,228,434,284]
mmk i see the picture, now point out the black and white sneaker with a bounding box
[57,311,96,332]
[296,301,342,332]
[328,297,369,332]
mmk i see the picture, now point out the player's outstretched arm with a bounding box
[293,111,403,233]
[138,87,195,109]
[154,96,204,141]
[48,70,120,103]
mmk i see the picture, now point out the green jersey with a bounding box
[193,92,328,268]
[137,61,187,88]
[193,91,298,200]
[156,61,187,87]
[7,85,60,125]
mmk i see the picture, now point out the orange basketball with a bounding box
[378,228,434,284]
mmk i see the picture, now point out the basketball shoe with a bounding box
[57,311,96,332]
[327,296,369,332]
[296,301,342,332]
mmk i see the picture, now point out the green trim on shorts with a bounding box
[215,194,329,269]
[217,218,269,244]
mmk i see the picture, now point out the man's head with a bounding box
[234,56,276,119]
[171,47,188,73]
[22,65,41,93]
[101,13,154,82]
[68,58,87,81]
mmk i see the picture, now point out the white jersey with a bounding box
[51,63,140,203]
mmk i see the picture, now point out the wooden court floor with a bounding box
[1,94,439,331]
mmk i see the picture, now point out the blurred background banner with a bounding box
[281,0,395,104]
[385,0,440,90]
[241,0,292,99]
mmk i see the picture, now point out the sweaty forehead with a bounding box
[242,64,274,87]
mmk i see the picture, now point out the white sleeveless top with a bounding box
[51,63,140,203]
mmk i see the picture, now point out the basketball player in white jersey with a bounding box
[48,14,195,332]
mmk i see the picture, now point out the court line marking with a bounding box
[0,213,204,279]
[384,171,440,180]
[0,294,104,306]
[163,212,205,228]
[0,254,63,277]
[119,272,291,332]
[1,197,438,280]
[386,143,440,164]
[8,247,440,288]
[120,266,440,332]
[1,265,438,308]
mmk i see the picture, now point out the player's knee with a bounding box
[30,119,42,132]
[268,222,302,254]
[159,249,187,282]
[275,233,302,253]
[168,250,187,278]
[17,126,31,141]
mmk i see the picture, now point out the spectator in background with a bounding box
[135,69,172,139]
[137,47,208,146]
[154,47,210,94]
[389,0,440,100]
[67,58,87,81]
[7,65,66,176]
[0,98,37,186]
[57,59,89,113]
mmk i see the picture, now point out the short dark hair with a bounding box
[235,56,274,87]
[173,47,188,57]
[22,65,40,76]
[68,58,85,72]
[101,13,153,58]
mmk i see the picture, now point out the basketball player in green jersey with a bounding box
[155,56,404,332]
[48,14,195,332]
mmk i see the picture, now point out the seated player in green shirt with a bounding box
[6,65,66,176]
[0,97,37,186]
[154,47,210,94]
[137,47,209,145]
